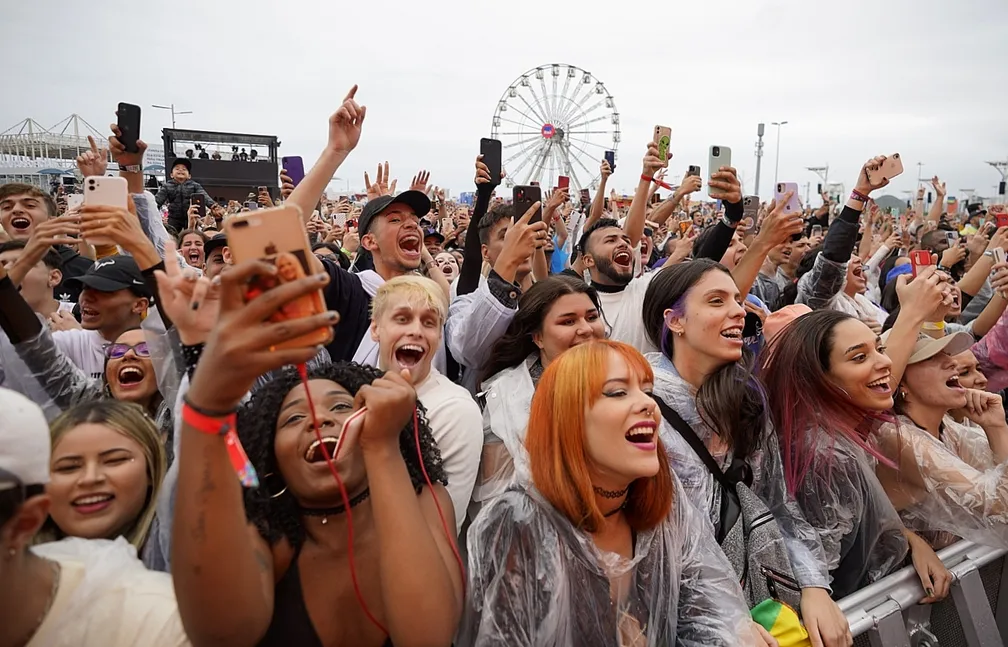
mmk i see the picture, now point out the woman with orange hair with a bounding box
[459,340,753,646]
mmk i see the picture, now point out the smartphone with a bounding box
[513,185,543,225]
[66,194,84,211]
[866,153,904,186]
[244,201,259,211]
[441,217,452,233]
[604,150,616,173]
[653,126,672,168]
[558,176,570,190]
[116,103,142,154]
[83,176,128,246]
[687,165,701,177]
[945,230,959,247]
[997,213,1008,229]
[909,249,934,278]
[281,156,306,187]
[190,194,206,220]
[480,138,502,185]
[708,145,731,176]
[775,182,802,214]
[992,248,1007,265]
[224,204,332,349]
[742,195,759,223]
[811,224,823,237]
[678,221,691,236]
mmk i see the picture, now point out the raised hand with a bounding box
[641,142,664,178]
[153,240,220,345]
[365,161,393,199]
[76,135,108,178]
[186,260,340,413]
[600,158,612,179]
[755,195,804,248]
[494,200,547,282]
[931,175,946,198]
[411,170,431,193]
[109,124,147,168]
[327,85,366,155]
[279,171,295,200]
[676,173,703,197]
[353,368,418,453]
[708,166,742,204]
[855,156,892,194]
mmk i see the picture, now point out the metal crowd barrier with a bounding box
[838,540,1008,646]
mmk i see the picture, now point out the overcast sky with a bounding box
[4,0,1006,204]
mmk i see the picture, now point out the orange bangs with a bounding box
[526,340,673,534]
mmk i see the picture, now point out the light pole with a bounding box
[754,123,765,197]
[152,103,192,129]
[771,121,788,187]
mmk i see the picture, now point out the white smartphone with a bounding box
[775,182,802,214]
[83,176,128,246]
[66,194,84,211]
[708,145,732,176]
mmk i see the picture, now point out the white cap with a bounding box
[0,388,50,486]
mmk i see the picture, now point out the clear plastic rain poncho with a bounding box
[874,414,1008,550]
[29,537,189,647]
[458,482,755,647]
[790,428,908,599]
[647,353,832,592]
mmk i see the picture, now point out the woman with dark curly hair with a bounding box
[170,257,464,647]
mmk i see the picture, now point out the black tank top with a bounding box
[257,554,394,647]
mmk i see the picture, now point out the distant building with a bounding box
[0,114,167,190]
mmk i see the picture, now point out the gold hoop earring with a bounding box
[263,473,287,499]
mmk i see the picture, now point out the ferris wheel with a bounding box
[491,63,620,192]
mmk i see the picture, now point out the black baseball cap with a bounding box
[358,191,431,236]
[423,227,444,244]
[66,255,150,297]
[204,233,228,258]
[171,157,192,172]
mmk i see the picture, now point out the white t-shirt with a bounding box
[415,368,483,533]
[52,328,106,379]
[28,538,190,647]
[597,272,659,355]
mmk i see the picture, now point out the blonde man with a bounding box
[370,275,482,533]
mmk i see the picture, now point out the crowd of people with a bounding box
[3,83,1008,647]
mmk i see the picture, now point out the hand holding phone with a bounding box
[775,182,802,214]
[865,154,904,188]
[224,204,333,349]
[82,176,128,246]
[909,249,934,278]
[116,103,142,154]
[604,150,616,174]
[513,185,543,224]
[653,126,672,168]
[480,138,503,186]
[281,156,305,187]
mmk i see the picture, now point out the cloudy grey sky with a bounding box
[3,0,1006,203]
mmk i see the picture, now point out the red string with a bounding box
[297,363,387,636]
[296,364,466,637]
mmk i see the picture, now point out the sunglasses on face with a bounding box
[104,341,151,359]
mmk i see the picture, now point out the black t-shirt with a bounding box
[54,246,94,304]
[319,257,372,362]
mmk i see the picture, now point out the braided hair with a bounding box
[237,361,446,550]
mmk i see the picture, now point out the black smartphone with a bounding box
[513,185,543,224]
[191,194,206,219]
[116,103,142,154]
[604,150,616,173]
[480,138,502,185]
[687,165,701,177]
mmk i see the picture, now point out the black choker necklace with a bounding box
[603,500,627,517]
[299,488,370,525]
[593,485,629,499]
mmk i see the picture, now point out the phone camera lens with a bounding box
[712,146,720,156]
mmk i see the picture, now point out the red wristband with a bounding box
[850,189,870,203]
[641,174,653,183]
[182,401,236,436]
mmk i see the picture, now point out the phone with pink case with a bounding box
[774,182,802,214]
[82,176,128,246]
